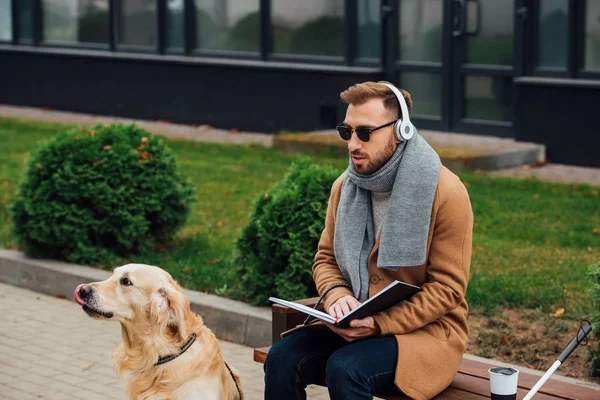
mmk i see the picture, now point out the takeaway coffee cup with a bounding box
[489,367,519,400]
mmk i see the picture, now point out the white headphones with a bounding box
[379,82,415,141]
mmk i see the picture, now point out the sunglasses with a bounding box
[336,120,397,142]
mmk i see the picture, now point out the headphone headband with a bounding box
[379,82,415,140]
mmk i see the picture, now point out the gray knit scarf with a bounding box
[333,132,441,301]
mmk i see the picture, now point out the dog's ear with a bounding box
[149,284,188,340]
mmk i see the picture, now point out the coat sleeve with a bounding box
[312,175,354,311]
[373,177,474,335]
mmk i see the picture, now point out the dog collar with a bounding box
[155,333,197,366]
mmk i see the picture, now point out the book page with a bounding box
[269,297,336,324]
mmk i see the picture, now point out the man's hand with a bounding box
[328,295,361,319]
[326,297,379,341]
[324,317,380,342]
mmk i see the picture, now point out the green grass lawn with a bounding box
[1,117,598,317]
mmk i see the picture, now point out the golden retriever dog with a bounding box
[74,263,243,400]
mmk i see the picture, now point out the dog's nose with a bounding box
[74,284,94,306]
[79,285,93,300]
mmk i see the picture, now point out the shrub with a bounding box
[10,124,195,265]
[589,261,600,377]
[236,158,341,305]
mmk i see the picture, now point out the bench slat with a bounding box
[457,359,598,399]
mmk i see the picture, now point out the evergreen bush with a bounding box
[11,124,195,264]
[236,158,341,305]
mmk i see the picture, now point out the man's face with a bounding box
[343,98,398,175]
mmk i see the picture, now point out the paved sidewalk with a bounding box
[0,104,274,147]
[0,283,329,400]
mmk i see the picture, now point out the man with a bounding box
[264,81,473,400]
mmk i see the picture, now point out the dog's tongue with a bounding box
[74,284,86,306]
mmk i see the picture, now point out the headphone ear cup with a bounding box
[394,120,403,141]
[399,120,415,140]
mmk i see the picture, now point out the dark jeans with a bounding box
[264,328,403,400]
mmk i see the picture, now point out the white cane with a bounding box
[522,322,592,400]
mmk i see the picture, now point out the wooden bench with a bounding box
[253,297,598,400]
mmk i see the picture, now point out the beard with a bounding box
[351,137,397,175]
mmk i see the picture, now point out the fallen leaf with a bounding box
[55,294,67,299]
[550,307,565,318]
[82,362,95,372]
[263,193,269,200]
[197,124,213,130]
[593,228,599,235]
[533,194,540,199]
[217,220,223,227]
[207,259,220,265]
[521,165,531,170]
[474,244,483,251]
[103,145,111,151]
[140,151,150,160]
[183,266,191,273]
[141,137,148,143]
[531,160,549,167]
[156,119,172,124]
[588,247,594,253]
[230,128,239,134]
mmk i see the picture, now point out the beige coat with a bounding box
[313,166,473,400]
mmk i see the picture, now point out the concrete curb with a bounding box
[0,249,271,348]
[273,132,546,171]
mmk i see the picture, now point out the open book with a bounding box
[269,280,421,329]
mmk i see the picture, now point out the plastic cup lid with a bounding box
[490,367,519,376]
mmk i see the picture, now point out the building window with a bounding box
[464,75,513,122]
[357,0,380,60]
[195,0,259,52]
[272,0,344,57]
[399,0,442,62]
[0,0,11,41]
[399,72,442,117]
[42,0,109,44]
[537,0,568,69]
[118,0,157,47]
[167,0,184,50]
[18,0,33,42]
[585,0,600,71]
[465,0,514,65]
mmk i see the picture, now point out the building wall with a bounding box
[0,48,381,133]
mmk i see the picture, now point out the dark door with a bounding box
[386,0,526,137]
